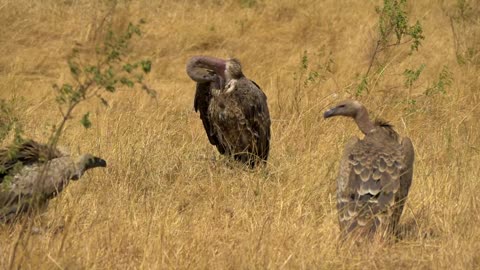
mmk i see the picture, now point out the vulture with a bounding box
[186,56,271,167]
[323,100,414,237]
[0,140,106,223]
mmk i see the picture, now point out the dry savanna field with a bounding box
[0,0,479,269]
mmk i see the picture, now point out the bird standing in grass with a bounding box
[0,140,106,223]
[186,56,271,167]
[323,100,414,238]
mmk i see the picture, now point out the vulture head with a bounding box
[186,56,246,90]
[324,100,376,135]
[186,56,227,89]
[71,154,107,180]
[323,100,363,119]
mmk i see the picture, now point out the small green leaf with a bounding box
[123,63,134,73]
[70,90,83,103]
[356,76,369,96]
[56,95,66,104]
[106,85,116,92]
[106,67,114,78]
[403,64,425,88]
[301,51,308,70]
[134,27,141,36]
[68,60,81,76]
[120,78,134,88]
[85,66,99,74]
[141,60,151,73]
[80,112,92,129]
[108,50,121,61]
[61,84,74,94]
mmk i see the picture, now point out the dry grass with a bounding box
[0,0,479,269]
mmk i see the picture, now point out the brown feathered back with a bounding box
[374,119,399,142]
[0,143,106,223]
[208,76,271,166]
[194,82,226,155]
[324,100,414,237]
[0,140,64,182]
[187,56,271,167]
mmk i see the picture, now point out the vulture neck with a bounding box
[355,106,376,135]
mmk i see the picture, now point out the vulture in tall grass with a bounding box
[186,56,271,167]
[0,140,106,223]
[323,100,414,237]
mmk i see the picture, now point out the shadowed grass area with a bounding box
[0,0,479,268]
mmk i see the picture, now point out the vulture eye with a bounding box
[338,105,345,108]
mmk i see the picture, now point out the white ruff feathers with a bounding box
[225,79,237,93]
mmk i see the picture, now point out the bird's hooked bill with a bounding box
[92,157,107,167]
[323,108,335,118]
[86,156,107,169]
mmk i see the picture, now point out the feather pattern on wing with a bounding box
[187,56,271,167]
[325,100,414,237]
[0,141,106,223]
[0,140,65,182]
[194,82,226,154]
[209,77,270,166]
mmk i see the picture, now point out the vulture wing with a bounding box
[235,79,271,162]
[337,137,359,232]
[391,137,415,230]
[0,157,76,222]
[0,154,106,223]
[207,78,271,166]
[0,140,64,183]
[337,135,405,235]
[194,82,226,154]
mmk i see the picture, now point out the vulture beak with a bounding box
[91,157,107,168]
[84,156,107,171]
[323,108,336,119]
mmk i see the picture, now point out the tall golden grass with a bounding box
[0,0,479,268]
